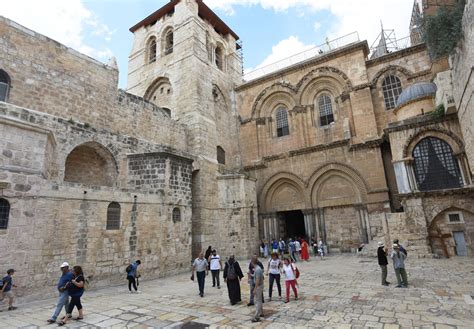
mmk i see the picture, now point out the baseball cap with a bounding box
[60,262,70,268]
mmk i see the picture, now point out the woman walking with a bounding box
[223,255,244,305]
[282,258,298,303]
[267,253,282,301]
[263,240,269,258]
[58,266,85,325]
[300,239,310,261]
[259,240,265,258]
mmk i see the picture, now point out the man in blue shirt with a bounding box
[127,260,141,293]
[47,262,73,323]
[1,269,17,311]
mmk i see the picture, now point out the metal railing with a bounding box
[369,30,423,59]
[243,32,360,82]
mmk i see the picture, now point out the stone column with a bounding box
[302,209,314,242]
[363,208,372,242]
[356,205,368,244]
[313,208,320,241]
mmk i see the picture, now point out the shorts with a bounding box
[0,291,14,299]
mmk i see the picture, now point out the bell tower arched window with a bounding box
[164,30,174,55]
[275,107,289,137]
[0,70,11,102]
[215,46,224,71]
[382,75,403,110]
[318,94,334,126]
[147,37,157,63]
[412,137,463,191]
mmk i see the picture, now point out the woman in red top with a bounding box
[300,239,310,261]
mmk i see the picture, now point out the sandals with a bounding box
[58,321,66,326]
[75,317,84,320]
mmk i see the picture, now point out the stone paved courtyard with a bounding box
[1,255,473,328]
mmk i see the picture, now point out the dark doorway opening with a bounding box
[280,210,305,239]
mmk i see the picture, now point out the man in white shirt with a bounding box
[192,252,208,297]
[208,249,222,289]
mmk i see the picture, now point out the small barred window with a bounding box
[106,202,121,230]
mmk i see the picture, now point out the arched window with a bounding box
[0,198,10,229]
[382,75,403,110]
[106,202,121,230]
[318,94,334,126]
[217,146,226,165]
[215,46,224,70]
[250,210,255,228]
[0,70,11,102]
[412,137,463,191]
[275,107,289,137]
[172,207,181,223]
[147,37,157,63]
[164,30,174,55]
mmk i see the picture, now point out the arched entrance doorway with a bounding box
[280,210,305,239]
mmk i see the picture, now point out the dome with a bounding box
[396,82,437,108]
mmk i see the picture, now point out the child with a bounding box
[1,269,17,311]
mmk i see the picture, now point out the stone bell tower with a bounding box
[127,0,258,258]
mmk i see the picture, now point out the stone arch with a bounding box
[370,65,413,88]
[162,25,174,55]
[403,127,464,158]
[64,142,118,187]
[297,67,351,105]
[260,172,307,212]
[308,162,369,208]
[212,84,229,110]
[257,90,297,119]
[251,82,297,119]
[144,76,173,109]
[145,35,157,63]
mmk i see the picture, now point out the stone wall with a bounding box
[451,0,474,173]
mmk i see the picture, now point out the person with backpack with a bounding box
[47,262,73,324]
[223,255,244,305]
[267,253,282,301]
[391,244,408,288]
[58,266,85,326]
[282,258,298,303]
[0,269,17,311]
[393,239,408,256]
[126,260,141,293]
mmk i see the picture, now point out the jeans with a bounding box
[51,291,70,321]
[380,265,388,285]
[211,270,220,287]
[394,267,408,286]
[128,276,137,291]
[196,271,206,294]
[290,251,298,262]
[67,296,83,313]
[268,273,281,298]
[285,280,298,302]
[254,286,264,319]
[249,281,255,304]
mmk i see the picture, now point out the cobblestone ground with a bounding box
[1,255,473,328]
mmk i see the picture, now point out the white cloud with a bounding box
[313,22,322,32]
[1,0,115,61]
[204,0,414,49]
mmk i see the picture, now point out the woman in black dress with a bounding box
[223,255,244,305]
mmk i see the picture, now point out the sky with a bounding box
[0,0,415,88]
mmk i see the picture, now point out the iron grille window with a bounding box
[0,198,10,229]
[412,137,463,191]
[318,94,334,126]
[106,202,121,230]
[217,146,226,165]
[165,31,174,55]
[148,38,157,63]
[382,75,403,110]
[172,207,181,223]
[0,70,10,102]
[448,213,462,223]
[276,107,289,137]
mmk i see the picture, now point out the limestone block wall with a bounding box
[451,0,474,173]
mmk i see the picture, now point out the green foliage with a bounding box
[432,103,445,119]
[424,0,466,59]
[67,118,75,124]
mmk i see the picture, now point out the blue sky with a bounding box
[2,0,415,88]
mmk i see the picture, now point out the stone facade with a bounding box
[0,0,473,304]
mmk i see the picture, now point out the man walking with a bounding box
[0,269,17,311]
[391,244,408,288]
[192,252,208,297]
[278,239,286,257]
[288,239,297,262]
[251,256,264,323]
[209,249,222,289]
[47,262,73,323]
[377,242,390,286]
[247,255,264,306]
[126,260,141,293]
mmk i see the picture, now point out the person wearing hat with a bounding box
[1,268,17,311]
[47,262,73,323]
[391,244,408,288]
[377,242,390,286]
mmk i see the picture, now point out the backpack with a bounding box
[227,263,237,280]
[125,264,132,273]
